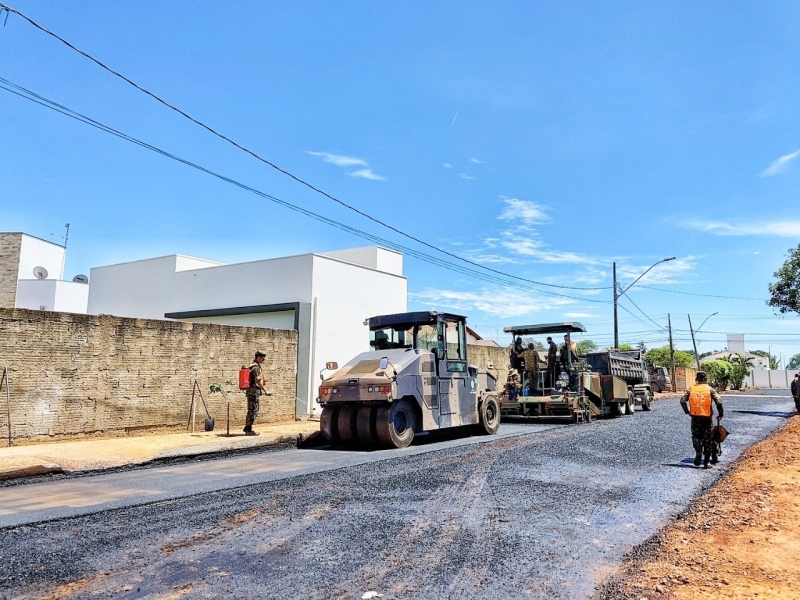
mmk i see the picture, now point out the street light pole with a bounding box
[688,312,718,370]
[612,257,676,350]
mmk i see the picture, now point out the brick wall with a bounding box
[0,308,298,444]
[0,233,21,309]
[675,367,697,392]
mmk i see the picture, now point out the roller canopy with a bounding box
[503,322,587,335]
[368,311,466,330]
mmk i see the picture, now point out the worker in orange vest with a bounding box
[680,371,724,468]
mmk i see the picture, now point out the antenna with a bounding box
[72,274,88,284]
[33,266,49,280]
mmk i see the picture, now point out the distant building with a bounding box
[703,334,769,370]
[88,246,407,418]
[0,232,89,313]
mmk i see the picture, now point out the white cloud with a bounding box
[443,162,453,169]
[617,257,697,286]
[497,199,550,226]
[470,158,485,164]
[683,219,800,237]
[349,169,386,181]
[759,149,800,177]
[459,173,474,180]
[410,287,574,318]
[307,151,367,167]
[564,312,597,318]
[499,238,600,265]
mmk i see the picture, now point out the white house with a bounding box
[0,232,89,313]
[703,334,770,371]
[88,246,407,418]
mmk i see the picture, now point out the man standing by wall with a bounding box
[792,373,800,414]
[680,371,724,468]
[244,351,268,435]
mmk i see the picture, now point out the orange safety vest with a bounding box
[688,384,713,417]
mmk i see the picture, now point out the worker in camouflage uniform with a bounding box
[520,343,541,392]
[680,371,724,468]
[792,373,800,413]
[244,350,268,435]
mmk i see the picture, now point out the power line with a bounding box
[618,294,667,332]
[636,285,765,302]
[0,76,613,306]
[0,3,612,293]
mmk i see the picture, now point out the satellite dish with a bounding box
[33,266,48,280]
[72,274,89,284]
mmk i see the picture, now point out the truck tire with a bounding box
[625,392,635,415]
[652,382,662,393]
[337,405,359,444]
[356,405,378,446]
[320,405,340,444]
[641,390,653,411]
[376,400,416,448]
[476,394,500,435]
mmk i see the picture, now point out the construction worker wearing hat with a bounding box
[244,351,268,435]
[680,371,724,468]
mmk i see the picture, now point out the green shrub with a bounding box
[701,360,732,391]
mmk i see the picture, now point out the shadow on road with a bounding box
[731,410,794,419]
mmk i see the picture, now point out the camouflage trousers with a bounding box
[245,392,260,430]
[690,416,714,460]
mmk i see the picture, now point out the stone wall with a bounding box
[0,233,21,309]
[467,344,510,391]
[0,308,298,444]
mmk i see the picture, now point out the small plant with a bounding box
[209,381,232,395]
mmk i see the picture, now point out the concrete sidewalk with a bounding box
[0,421,320,481]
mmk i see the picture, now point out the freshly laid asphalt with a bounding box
[0,391,794,599]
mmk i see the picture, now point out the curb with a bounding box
[0,462,63,481]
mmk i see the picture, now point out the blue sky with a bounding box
[2,1,799,363]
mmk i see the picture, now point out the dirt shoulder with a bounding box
[600,413,800,599]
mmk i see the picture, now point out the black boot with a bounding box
[704,456,711,469]
[694,453,702,467]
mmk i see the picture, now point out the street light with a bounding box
[613,257,676,349]
[688,312,718,370]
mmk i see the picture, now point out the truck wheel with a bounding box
[653,382,661,393]
[337,405,359,445]
[376,400,416,448]
[356,405,378,446]
[320,406,340,444]
[641,390,653,411]
[625,392,635,415]
[476,394,500,435]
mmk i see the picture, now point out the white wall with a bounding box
[16,279,89,313]
[18,234,65,281]
[746,370,800,389]
[308,253,407,413]
[323,247,403,276]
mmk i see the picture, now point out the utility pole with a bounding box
[668,313,676,392]
[688,314,700,370]
[612,262,619,349]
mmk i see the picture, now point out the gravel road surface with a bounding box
[0,393,793,599]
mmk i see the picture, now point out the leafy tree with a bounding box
[577,340,597,354]
[768,243,800,315]
[644,346,695,368]
[787,353,800,370]
[618,343,634,351]
[701,359,732,391]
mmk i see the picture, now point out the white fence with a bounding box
[745,369,800,389]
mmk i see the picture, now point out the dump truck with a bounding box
[317,311,501,448]
[584,349,654,413]
[499,322,652,421]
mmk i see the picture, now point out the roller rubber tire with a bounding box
[320,405,340,443]
[625,392,635,415]
[376,400,416,448]
[356,405,378,446]
[336,405,359,445]
[476,394,501,435]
